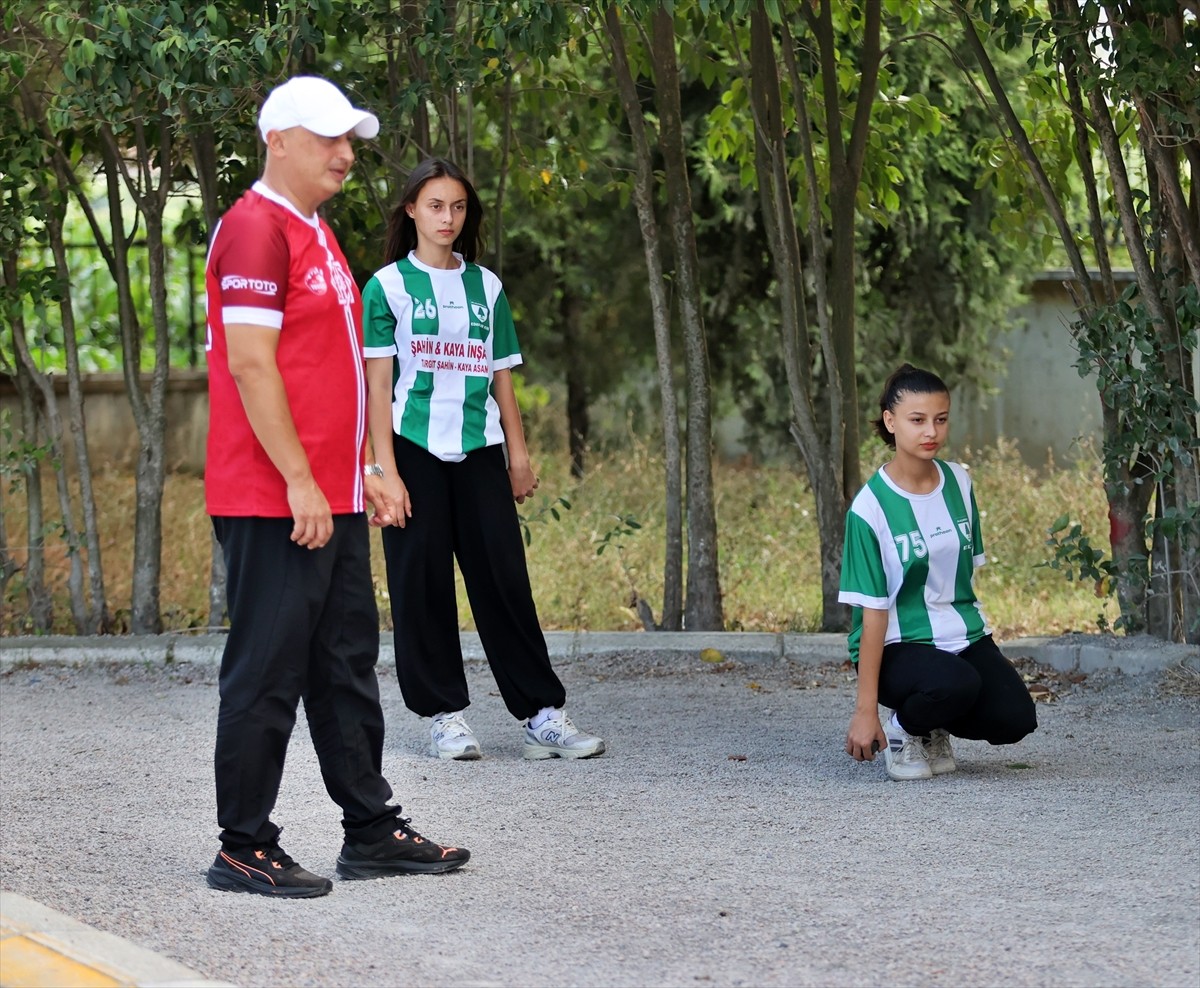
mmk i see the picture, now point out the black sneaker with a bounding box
[206,845,333,898]
[336,818,470,879]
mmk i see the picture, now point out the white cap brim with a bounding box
[301,109,380,140]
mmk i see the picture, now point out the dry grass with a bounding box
[1160,661,1200,698]
[3,437,1119,637]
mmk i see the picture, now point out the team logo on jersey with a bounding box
[412,298,437,320]
[304,267,328,295]
[328,259,355,307]
[957,520,972,544]
[469,302,491,340]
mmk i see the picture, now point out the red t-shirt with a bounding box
[204,182,366,517]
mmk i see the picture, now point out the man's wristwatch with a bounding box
[363,463,384,478]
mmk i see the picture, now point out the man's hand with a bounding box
[287,477,333,548]
[366,472,411,528]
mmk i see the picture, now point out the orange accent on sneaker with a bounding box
[221,851,277,886]
[439,847,459,859]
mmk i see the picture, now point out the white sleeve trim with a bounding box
[223,306,283,329]
[838,591,889,609]
[494,354,523,371]
[363,345,398,359]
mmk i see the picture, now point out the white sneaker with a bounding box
[883,716,932,781]
[430,712,481,761]
[925,729,957,775]
[522,712,605,760]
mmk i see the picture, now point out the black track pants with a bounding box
[878,634,1038,743]
[212,514,400,850]
[381,437,566,721]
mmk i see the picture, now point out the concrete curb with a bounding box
[0,890,233,988]
[0,631,1193,675]
[1007,634,1198,675]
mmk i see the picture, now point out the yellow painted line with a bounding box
[0,933,122,987]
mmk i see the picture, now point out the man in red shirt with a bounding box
[204,76,468,897]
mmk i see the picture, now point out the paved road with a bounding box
[1,642,1197,987]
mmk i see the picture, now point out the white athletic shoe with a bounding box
[883,716,933,781]
[430,712,481,761]
[925,729,957,775]
[522,713,605,760]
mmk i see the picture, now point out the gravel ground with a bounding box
[1,651,1197,988]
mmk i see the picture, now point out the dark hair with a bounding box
[872,363,950,448]
[382,157,484,265]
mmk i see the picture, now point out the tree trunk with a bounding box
[651,4,722,630]
[5,249,89,632]
[493,75,513,277]
[1148,185,1199,642]
[44,180,110,633]
[602,3,683,630]
[186,121,228,630]
[19,78,111,632]
[130,207,170,635]
[402,0,433,155]
[99,118,171,634]
[802,0,880,503]
[11,359,52,632]
[1083,55,1188,640]
[0,481,18,617]
[1107,485,1153,633]
[748,3,847,631]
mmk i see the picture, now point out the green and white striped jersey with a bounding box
[838,459,991,662]
[362,251,521,462]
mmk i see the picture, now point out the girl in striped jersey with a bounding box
[839,364,1037,780]
[363,158,604,762]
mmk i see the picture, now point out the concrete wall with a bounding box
[954,273,1125,467]
[0,371,209,476]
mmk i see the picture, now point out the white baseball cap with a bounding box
[258,76,380,141]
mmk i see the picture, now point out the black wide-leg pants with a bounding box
[878,634,1038,743]
[382,437,566,721]
[212,514,400,851]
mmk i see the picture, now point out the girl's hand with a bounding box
[846,708,888,762]
[366,472,412,528]
[508,458,539,504]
